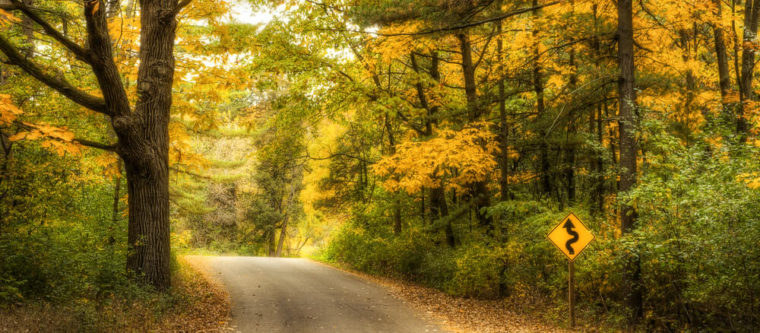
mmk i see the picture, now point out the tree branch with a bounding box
[174,0,192,15]
[13,120,117,151]
[169,166,212,179]
[8,0,91,62]
[83,0,130,117]
[0,36,109,114]
[74,137,117,151]
[316,1,562,37]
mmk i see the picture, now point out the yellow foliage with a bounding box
[373,124,499,194]
[737,172,760,189]
[372,21,434,64]
[0,9,20,27]
[9,121,82,157]
[0,94,22,125]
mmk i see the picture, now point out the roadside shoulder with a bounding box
[311,259,569,333]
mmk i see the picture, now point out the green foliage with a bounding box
[326,197,576,299]
[0,144,132,304]
[624,138,760,329]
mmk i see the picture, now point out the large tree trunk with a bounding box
[116,0,177,290]
[0,0,186,291]
[124,161,170,288]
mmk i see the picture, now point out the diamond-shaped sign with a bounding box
[547,213,594,261]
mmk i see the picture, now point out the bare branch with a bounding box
[74,138,117,151]
[170,166,212,179]
[8,0,91,62]
[13,120,117,151]
[315,1,562,37]
[83,0,130,117]
[0,36,109,114]
[174,0,192,15]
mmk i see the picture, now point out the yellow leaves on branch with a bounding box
[2,95,84,157]
[94,153,121,179]
[169,121,209,170]
[0,94,23,125]
[372,21,434,64]
[9,122,81,157]
[0,9,20,27]
[373,124,499,194]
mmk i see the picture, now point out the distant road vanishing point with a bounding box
[200,256,444,333]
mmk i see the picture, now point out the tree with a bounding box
[617,0,642,320]
[0,0,193,290]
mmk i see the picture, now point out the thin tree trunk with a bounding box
[532,0,551,198]
[738,0,760,140]
[276,178,298,257]
[268,229,276,257]
[681,28,697,145]
[110,160,122,244]
[590,3,605,217]
[429,187,448,220]
[617,0,638,236]
[457,31,492,229]
[275,216,288,257]
[458,32,480,120]
[21,0,33,57]
[0,129,11,231]
[497,0,510,201]
[617,0,642,321]
[712,0,732,123]
[564,2,578,206]
[420,187,426,224]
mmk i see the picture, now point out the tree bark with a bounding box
[590,3,606,217]
[532,0,552,198]
[267,229,276,257]
[0,0,188,290]
[738,0,760,140]
[617,0,638,235]
[564,3,578,206]
[275,177,298,257]
[457,31,492,229]
[617,0,642,321]
[275,216,288,257]
[496,1,510,201]
[712,0,732,122]
[457,32,480,120]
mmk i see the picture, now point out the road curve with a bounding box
[201,256,444,333]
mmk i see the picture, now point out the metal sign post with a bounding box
[547,213,593,329]
[569,260,575,328]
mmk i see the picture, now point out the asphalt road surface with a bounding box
[203,256,444,333]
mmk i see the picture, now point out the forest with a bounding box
[1,0,759,331]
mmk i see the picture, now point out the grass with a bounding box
[0,256,230,332]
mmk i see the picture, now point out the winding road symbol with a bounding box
[547,213,594,261]
[562,219,580,255]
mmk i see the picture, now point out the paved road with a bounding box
[202,256,444,333]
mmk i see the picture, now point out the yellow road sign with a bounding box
[547,213,594,261]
